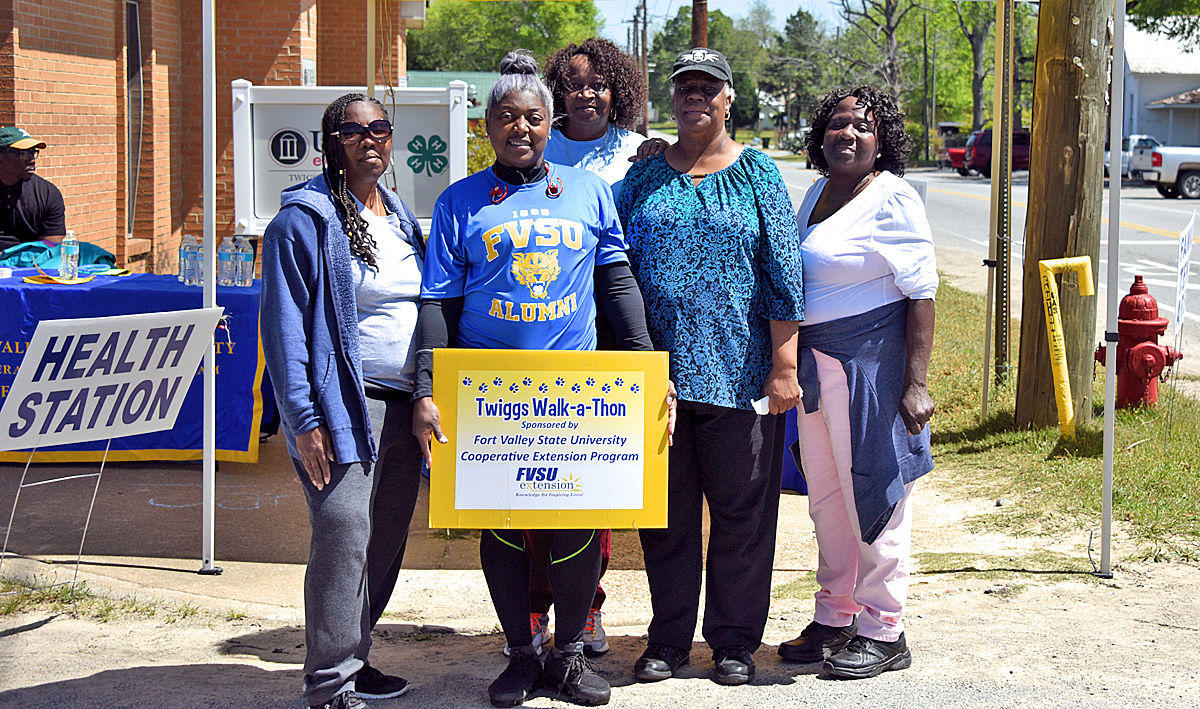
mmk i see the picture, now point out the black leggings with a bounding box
[481,528,602,650]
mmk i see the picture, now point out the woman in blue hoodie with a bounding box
[261,93,423,709]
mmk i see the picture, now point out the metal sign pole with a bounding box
[200,0,221,576]
[1099,0,1126,579]
[989,0,1015,386]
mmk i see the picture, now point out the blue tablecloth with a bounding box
[0,269,266,462]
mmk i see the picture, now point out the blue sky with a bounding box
[592,0,843,46]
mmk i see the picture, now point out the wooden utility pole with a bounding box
[640,0,649,136]
[1014,0,1112,428]
[692,0,708,48]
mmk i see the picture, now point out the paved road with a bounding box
[774,160,1200,373]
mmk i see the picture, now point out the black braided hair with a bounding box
[543,38,646,131]
[806,85,911,177]
[321,92,386,269]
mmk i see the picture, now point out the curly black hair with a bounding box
[806,86,910,177]
[543,38,646,131]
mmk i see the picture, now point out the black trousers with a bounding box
[639,400,785,653]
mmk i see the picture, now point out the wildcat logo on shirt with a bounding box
[512,250,560,299]
[480,209,586,323]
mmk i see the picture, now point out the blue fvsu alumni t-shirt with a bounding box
[422,164,629,351]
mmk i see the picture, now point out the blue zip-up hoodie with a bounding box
[260,174,423,464]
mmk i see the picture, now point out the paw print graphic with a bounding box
[585,377,596,387]
[522,377,533,386]
[571,383,581,393]
[630,383,640,393]
[509,384,520,393]
[493,377,504,386]
[614,378,624,387]
[601,384,611,393]
[555,377,565,386]
[462,377,472,386]
[538,383,549,393]
[479,383,488,392]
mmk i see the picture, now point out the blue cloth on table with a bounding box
[797,300,933,544]
[0,269,264,459]
[0,240,116,269]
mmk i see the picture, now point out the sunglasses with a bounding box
[336,119,393,143]
[674,82,725,99]
[2,147,38,159]
[564,80,609,96]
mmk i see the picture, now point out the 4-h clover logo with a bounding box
[406,135,448,177]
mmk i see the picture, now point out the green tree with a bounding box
[1128,0,1200,48]
[647,6,769,125]
[407,0,601,71]
[762,7,833,129]
[950,0,995,131]
[836,0,924,97]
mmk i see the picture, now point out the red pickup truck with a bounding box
[964,128,1031,174]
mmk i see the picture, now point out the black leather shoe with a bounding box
[778,619,858,664]
[542,642,611,706]
[823,633,912,679]
[712,646,755,685]
[489,645,543,707]
[633,643,690,682]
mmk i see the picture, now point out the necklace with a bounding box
[490,165,563,204]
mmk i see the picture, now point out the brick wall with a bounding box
[317,0,407,87]
[1,0,405,272]
[7,0,125,258]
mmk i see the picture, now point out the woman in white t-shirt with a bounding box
[776,86,937,680]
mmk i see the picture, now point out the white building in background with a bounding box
[1123,23,1200,146]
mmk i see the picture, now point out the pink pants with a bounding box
[797,349,915,642]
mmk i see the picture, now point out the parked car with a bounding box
[1105,134,1159,180]
[963,128,1031,174]
[939,132,968,170]
[1132,144,1200,199]
[949,131,979,175]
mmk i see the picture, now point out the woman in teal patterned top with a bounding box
[615,47,804,687]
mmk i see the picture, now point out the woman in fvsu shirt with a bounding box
[412,51,657,709]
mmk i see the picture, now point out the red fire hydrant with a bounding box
[1094,275,1183,408]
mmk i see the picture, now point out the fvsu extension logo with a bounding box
[515,466,582,494]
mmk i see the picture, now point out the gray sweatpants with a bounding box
[294,397,421,705]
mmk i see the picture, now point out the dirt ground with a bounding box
[1,472,1198,708]
[1,246,1197,706]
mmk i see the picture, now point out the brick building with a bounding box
[1,0,420,272]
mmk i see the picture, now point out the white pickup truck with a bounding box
[1106,134,1159,179]
[1131,143,1200,199]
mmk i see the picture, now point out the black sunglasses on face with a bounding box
[564,80,609,96]
[336,119,393,142]
[2,147,38,159]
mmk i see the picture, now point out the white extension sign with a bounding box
[0,308,223,451]
[1178,212,1195,335]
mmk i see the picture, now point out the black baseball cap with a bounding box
[669,47,732,84]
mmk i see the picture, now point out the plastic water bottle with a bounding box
[178,234,195,282]
[60,230,80,280]
[234,236,255,286]
[217,236,236,286]
[193,239,207,287]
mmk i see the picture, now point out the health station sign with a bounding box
[0,309,223,451]
[429,349,669,530]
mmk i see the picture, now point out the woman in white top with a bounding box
[262,93,423,707]
[776,86,937,680]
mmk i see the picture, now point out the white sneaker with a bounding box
[502,611,550,657]
[582,608,610,656]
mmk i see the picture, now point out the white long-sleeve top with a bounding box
[795,170,938,326]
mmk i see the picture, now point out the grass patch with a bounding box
[913,550,1096,583]
[771,572,818,601]
[929,283,1200,560]
[0,577,238,623]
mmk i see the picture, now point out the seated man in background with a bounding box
[0,126,64,251]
